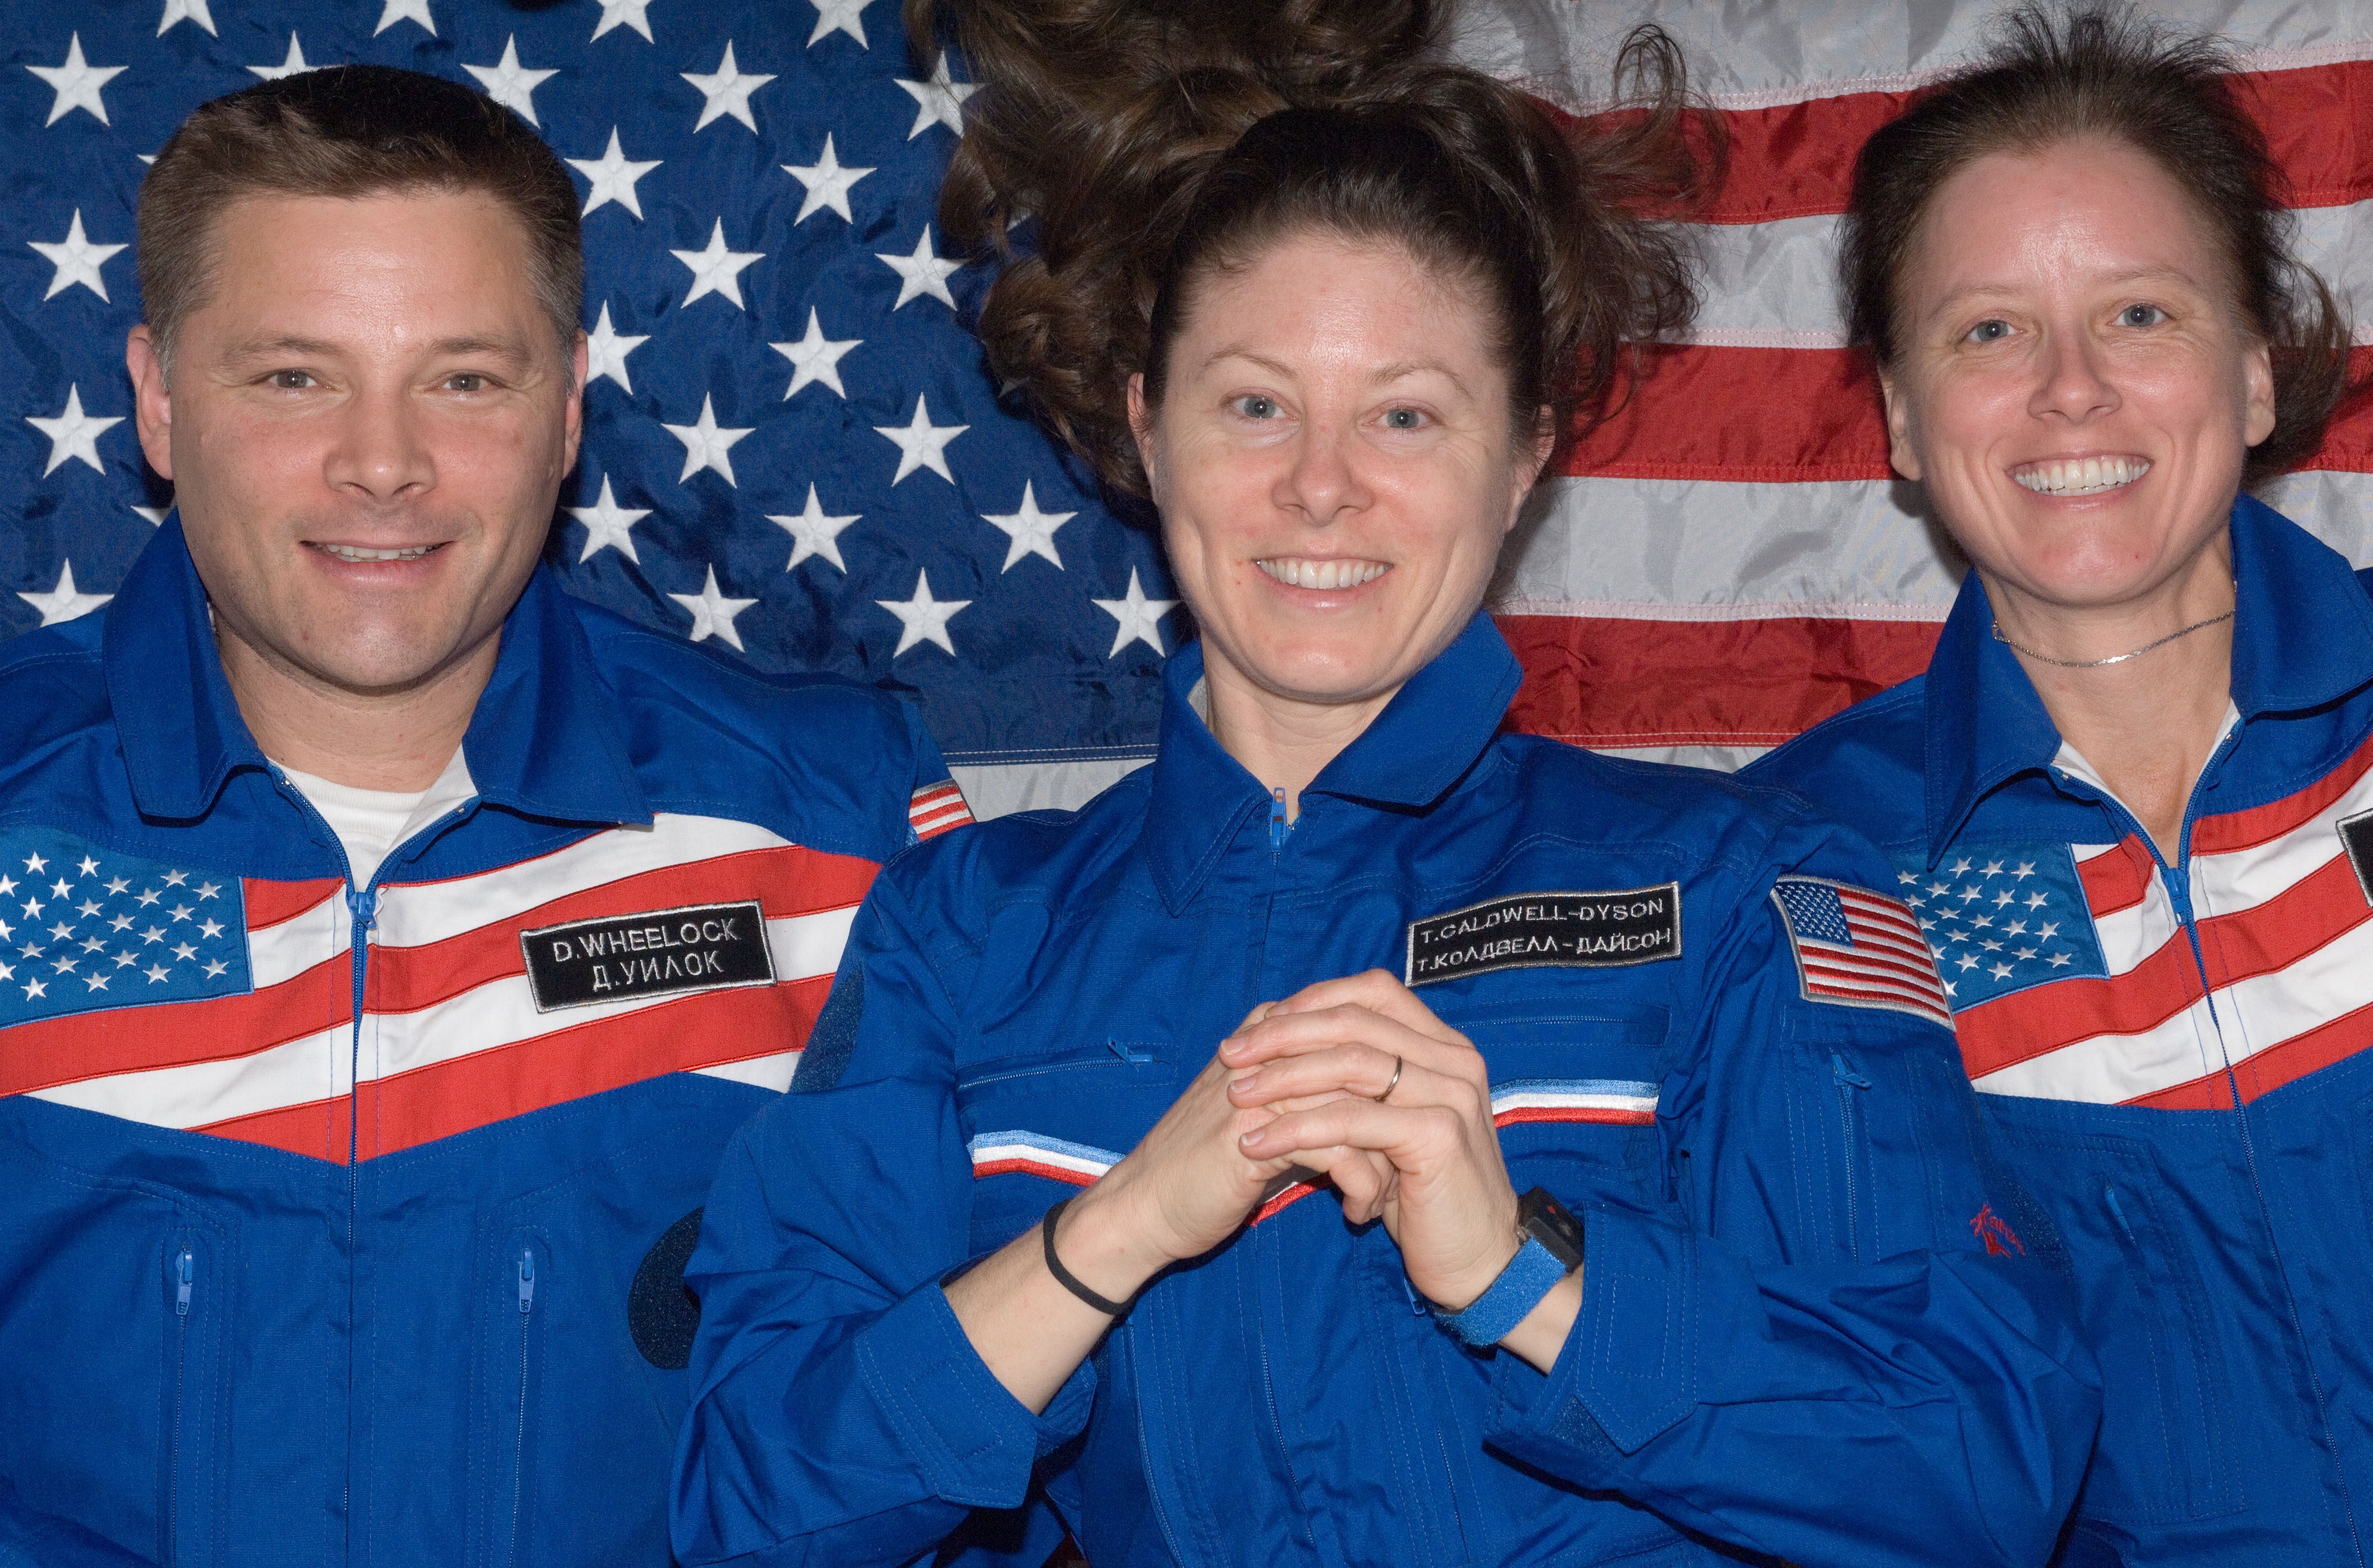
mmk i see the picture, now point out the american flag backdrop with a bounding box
[2,0,2369,819]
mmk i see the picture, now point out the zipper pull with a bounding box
[1830,1052,1872,1091]
[1268,787,1288,850]
[517,1247,536,1315]
[345,883,379,930]
[2104,1183,2136,1243]
[175,1249,194,1316]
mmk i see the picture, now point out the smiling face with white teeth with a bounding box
[128,189,584,736]
[1880,136,2275,648]
[1129,231,1547,771]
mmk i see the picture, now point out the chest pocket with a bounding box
[954,1043,1185,1255]
[1448,1000,1670,1206]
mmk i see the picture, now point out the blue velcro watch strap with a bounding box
[1435,1236,1570,1348]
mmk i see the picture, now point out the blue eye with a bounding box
[1967,320,2012,344]
[1234,395,1279,420]
[1382,407,1426,430]
[2120,303,2165,328]
[270,370,315,390]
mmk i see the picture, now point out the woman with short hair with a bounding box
[671,7,2098,1565]
[1750,8,2370,1562]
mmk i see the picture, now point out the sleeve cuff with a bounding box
[851,1280,1099,1510]
[1490,1206,1700,1460]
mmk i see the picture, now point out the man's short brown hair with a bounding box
[138,64,583,368]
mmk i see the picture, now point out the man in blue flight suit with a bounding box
[0,66,966,1566]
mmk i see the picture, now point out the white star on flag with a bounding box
[876,226,963,310]
[157,0,216,35]
[585,304,647,392]
[374,0,436,37]
[463,37,557,128]
[664,395,753,485]
[874,395,967,485]
[682,42,773,132]
[569,129,661,219]
[1094,568,1179,656]
[28,387,122,477]
[784,134,873,224]
[878,569,970,656]
[568,477,650,563]
[19,561,112,627]
[772,309,860,398]
[982,481,1075,571]
[770,486,859,573]
[247,35,316,81]
[591,0,655,41]
[671,220,763,309]
[895,54,977,139]
[130,505,167,526]
[29,212,126,303]
[808,0,874,47]
[671,566,757,650]
[29,35,127,127]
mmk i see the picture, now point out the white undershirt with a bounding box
[272,749,476,890]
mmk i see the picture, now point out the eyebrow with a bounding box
[1199,347,1473,394]
[1923,264,2210,318]
[217,333,540,370]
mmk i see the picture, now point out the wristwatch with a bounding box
[1433,1187,1587,1348]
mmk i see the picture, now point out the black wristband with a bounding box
[1040,1198,1132,1316]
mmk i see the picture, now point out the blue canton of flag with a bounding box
[2,0,1181,811]
[0,830,251,1027]
[1889,844,2110,1012]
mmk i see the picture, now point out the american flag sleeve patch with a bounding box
[908,779,973,841]
[1770,875,1955,1031]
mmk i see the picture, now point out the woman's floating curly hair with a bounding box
[1844,4,2361,485]
[908,0,1712,496]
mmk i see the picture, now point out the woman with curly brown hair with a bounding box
[669,7,2098,1565]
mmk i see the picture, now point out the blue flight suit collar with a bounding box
[105,517,651,828]
[1143,611,1523,913]
[1921,492,2373,864]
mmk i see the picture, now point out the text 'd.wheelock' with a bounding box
[1406,884,1683,986]
[520,900,775,1011]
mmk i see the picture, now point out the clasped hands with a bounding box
[1064,970,1525,1317]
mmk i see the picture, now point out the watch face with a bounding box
[1517,1186,1586,1271]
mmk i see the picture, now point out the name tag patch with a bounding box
[521,900,774,1012]
[1406,885,1681,987]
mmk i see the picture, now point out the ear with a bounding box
[562,330,589,471]
[1504,404,1556,538]
[1127,372,1157,491]
[126,325,174,483]
[2240,334,2276,450]
[1878,366,1924,483]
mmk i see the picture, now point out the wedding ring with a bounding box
[1376,1055,1403,1102]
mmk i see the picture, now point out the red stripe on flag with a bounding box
[193,1096,353,1162]
[1494,1105,1656,1126]
[1568,61,2373,226]
[1252,1181,1322,1224]
[345,973,835,1159]
[2077,838,2156,918]
[2191,726,2373,855]
[910,781,973,840]
[971,1157,1098,1185]
[1498,612,1939,747]
[0,956,352,1096]
[1567,346,2373,485]
[370,845,874,1016]
[243,877,344,930]
[2127,995,2373,1110]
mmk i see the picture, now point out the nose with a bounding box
[2027,325,2120,425]
[1274,416,1372,526]
[322,381,435,503]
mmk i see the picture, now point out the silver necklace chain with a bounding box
[1990,609,2236,669]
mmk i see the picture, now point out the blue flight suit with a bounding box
[675,614,2099,1568]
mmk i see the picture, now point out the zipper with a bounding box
[507,1244,536,1566]
[2056,733,2370,1565]
[1267,786,1288,851]
[1831,1052,1872,1261]
[167,1246,194,1565]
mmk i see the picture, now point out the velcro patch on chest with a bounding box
[520,900,774,1012]
[1406,884,1681,987]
